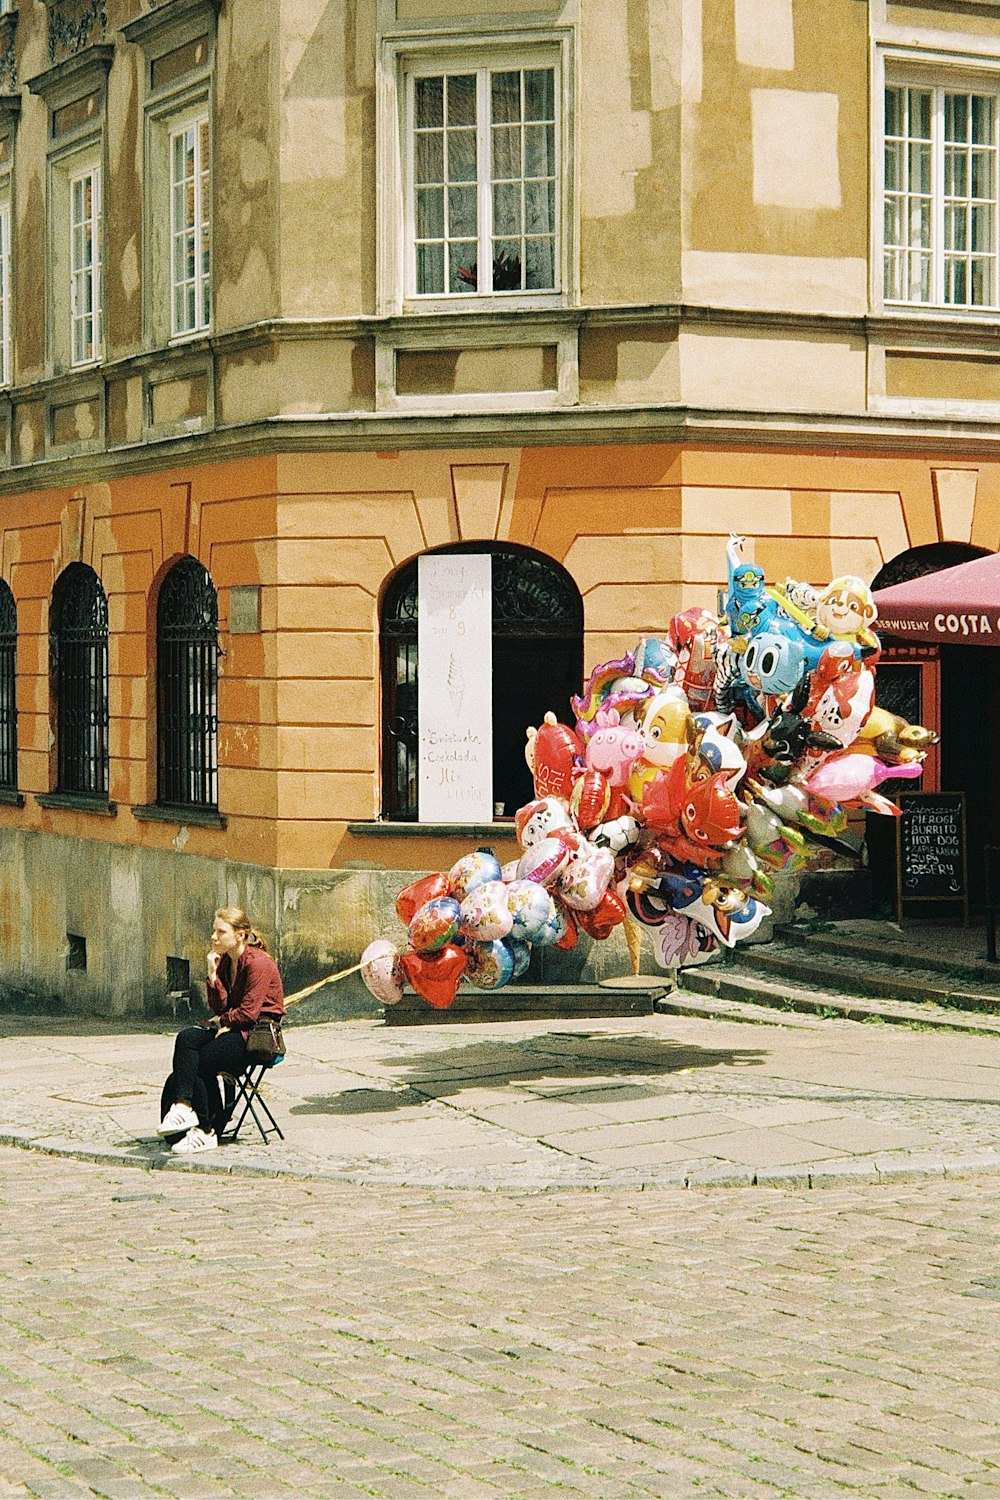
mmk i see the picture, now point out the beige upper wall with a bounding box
[685,0,869,271]
[577,0,683,305]
[279,0,376,318]
[214,0,281,328]
[7,0,1000,438]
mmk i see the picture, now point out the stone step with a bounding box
[779,925,1000,990]
[726,942,1000,1013]
[383,980,670,1026]
[677,965,1000,1034]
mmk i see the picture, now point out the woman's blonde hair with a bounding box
[215,907,270,953]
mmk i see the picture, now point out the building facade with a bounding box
[0,0,996,1015]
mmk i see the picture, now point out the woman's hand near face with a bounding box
[207,950,221,983]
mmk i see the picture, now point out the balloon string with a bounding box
[284,962,364,1007]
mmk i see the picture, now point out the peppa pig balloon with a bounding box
[585,707,644,788]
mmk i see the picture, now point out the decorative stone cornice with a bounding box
[41,0,107,67]
[0,8,17,94]
[0,94,20,132]
[121,0,220,57]
[25,41,113,109]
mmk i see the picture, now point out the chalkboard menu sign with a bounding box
[895,792,968,923]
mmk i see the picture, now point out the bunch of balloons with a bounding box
[360,535,938,1009]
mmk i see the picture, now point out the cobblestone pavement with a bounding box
[3,1009,1000,1189]
[2,1145,1000,1499]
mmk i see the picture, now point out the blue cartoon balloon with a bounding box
[724,535,776,640]
[507,937,531,978]
[739,614,827,702]
[506,879,559,943]
[449,850,503,901]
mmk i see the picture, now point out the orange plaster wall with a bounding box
[0,456,280,864]
[0,441,997,873]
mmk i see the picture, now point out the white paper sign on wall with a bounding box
[417,553,493,823]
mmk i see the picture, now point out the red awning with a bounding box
[873,551,1000,646]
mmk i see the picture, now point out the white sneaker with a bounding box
[171,1127,218,1155]
[158,1102,199,1135]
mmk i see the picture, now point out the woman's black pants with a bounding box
[160,1026,249,1133]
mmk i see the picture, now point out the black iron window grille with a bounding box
[381,544,583,821]
[156,557,219,809]
[51,564,109,798]
[0,582,17,790]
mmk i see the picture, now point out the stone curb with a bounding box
[2,1126,998,1193]
[673,973,1000,1034]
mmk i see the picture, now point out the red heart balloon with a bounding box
[577,888,626,941]
[533,717,582,800]
[605,786,628,822]
[395,872,452,925]
[400,944,467,1009]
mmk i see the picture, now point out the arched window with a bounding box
[156,557,219,809]
[871,541,991,591]
[381,545,583,820]
[50,563,109,797]
[0,581,16,790]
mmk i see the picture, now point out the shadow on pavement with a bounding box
[290,1031,767,1117]
[0,1011,176,1038]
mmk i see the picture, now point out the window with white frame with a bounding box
[407,62,559,298]
[69,166,102,366]
[169,115,210,336]
[0,201,10,386]
[884,79,1000,308]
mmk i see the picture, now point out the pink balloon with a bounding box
[805,754,921,805]
[556,836,615,912]
[517,835,571,887]
[360,940,404,1005]
[459,881,514,941]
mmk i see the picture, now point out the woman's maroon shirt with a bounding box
[207,945,286,1035]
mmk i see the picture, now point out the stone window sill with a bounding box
[348,819,517,839]
[132,802,226,829]
[0,787,24,807]
[36,791,117,817]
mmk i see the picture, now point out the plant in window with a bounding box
[456,248,522,291]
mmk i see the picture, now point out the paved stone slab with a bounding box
[3,1007,1000,1189]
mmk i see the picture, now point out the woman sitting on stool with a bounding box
[158,906,286,1154]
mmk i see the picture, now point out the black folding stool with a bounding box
[219,1058,285,1145]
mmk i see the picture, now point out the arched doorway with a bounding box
[872,542,997,908]
[381,544,583,821]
